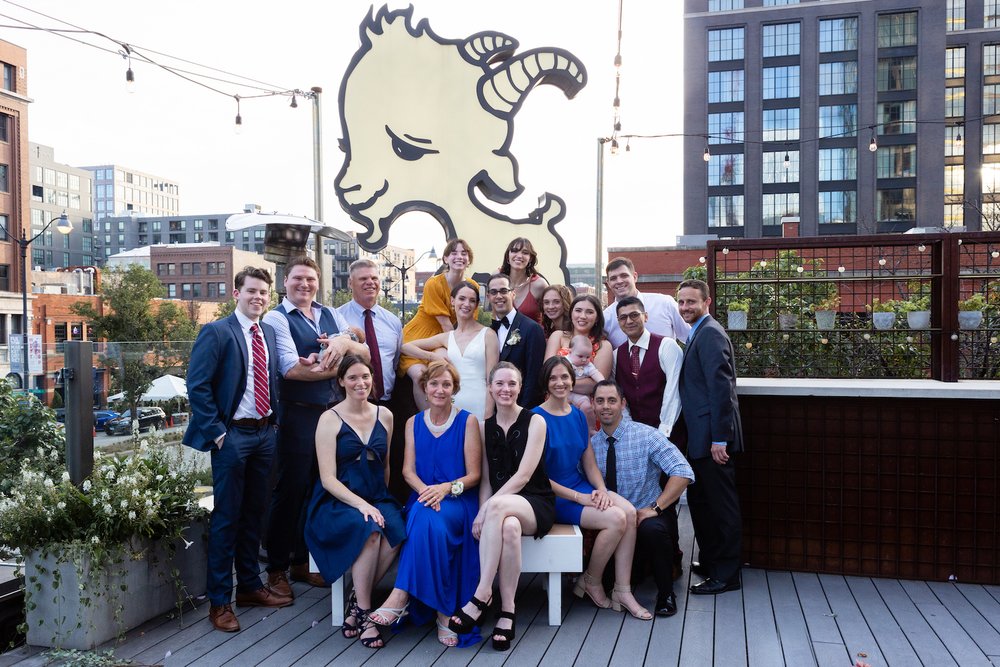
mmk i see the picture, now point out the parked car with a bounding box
[104,407,167,436]
[93,410,121,430]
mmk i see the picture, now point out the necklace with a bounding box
[425,407,458,435]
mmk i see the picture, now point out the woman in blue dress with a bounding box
[533,356,651,619]
[304,355,406,649]
[368,360,483,647]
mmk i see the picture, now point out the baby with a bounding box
[566,334,604,432]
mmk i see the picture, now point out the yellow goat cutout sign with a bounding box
[335,5,587,285]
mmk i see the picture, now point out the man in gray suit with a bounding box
[675,279,743,595]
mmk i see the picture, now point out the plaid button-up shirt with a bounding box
[591,419,695,508]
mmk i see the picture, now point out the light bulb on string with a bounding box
[955,129,963,148]
[703,146,711,162]
[125,66,134,93]
[783,152,790,169]
[869,131,878,152]
[234,95,243,135]
[625,138,631,153]
[610,138,619,155]
[290,93,298,109]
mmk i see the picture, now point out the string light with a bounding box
[703,146,711,162]
[610,138,619,155]
[783,152,790,169]
[869,132,878,152]
[289,92,298,109]
[955,127,963,147]
[122,44,134,93]
[234,95,242,135]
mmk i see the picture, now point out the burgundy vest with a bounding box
[614,333,667,428]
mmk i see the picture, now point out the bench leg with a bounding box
[332,576,344,627]
[548,571,561,626]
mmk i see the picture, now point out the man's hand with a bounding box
[318,336,353,371]
[711,443,729,465]
[636,507,658,525]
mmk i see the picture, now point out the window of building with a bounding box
[878,100,917,134]
[762,108,800,141]
[819,104,857,138]
[946,87,965,118]
[986,45,1000,76]
[708,112,744,144]
[0,164,7,193]
[2,63,14,92]
[708,195,744,227]
[31,185,42,202]
[0,264,8,291]
[708,28,744,62]
[169,220,185,231]
[763,65,800,99]
[762,193,799,227]
[763,23,800,58]
[218,282,227,295]
[207,282,218,298]
[944,204,964,228]
[984,84,1000,115]
[169,233,185,244]
[708,69,744,103]
[708,0,743,9]
[877,145,917,178]
[818,191,857,224]
[152,221,161,232]
[0,214,6,242]
[988,0,1000,28]
[82,219,92,233]
[762,151,799,184]
[818,61,858,95]
[819,17,858,53]
[946,125,965,157]
[180,263,191,275]
[0,113,8,142]
[984,124,1000,153]
[191,283,202,298]
[947,1,965,31]
[877,12,918,48]
[55,172,67,189]
[983,163,1000,193]
[708,154,744,186]
[877,188,916,221]
[764,0,798,5]
[877,57,917,91]
[192,263,201,275]
[946,47,965,80]
[819,148,857,181]
[167,284,177,298]
[945,165,964,196]
[69,174,80,191]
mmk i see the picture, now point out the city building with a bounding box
[105,243,276,302]
[684,0,993,238]
[80,163,179,222]
[28,143,96,269]
[0,39,29,378]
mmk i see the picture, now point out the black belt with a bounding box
[285,400,337,410]
[231,417,272,430]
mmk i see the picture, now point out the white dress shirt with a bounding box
[337,299,403,399]
[604,291,691,349]
[262,297,352,376]
[611,328,683,434]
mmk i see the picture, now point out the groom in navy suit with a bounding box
[488,273,544,407]
[184,266,292,633]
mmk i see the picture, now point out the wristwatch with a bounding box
[649,502,663,515]
[450,480,464,497]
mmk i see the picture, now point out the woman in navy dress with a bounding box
[304,355,405,649]
[449,362,555,651]
[368,360,483,647]
[533,356,650,619]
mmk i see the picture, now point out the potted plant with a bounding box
[813,293,840,331]
[869,298,897,330]
[958,293,987,330]
[726,298,750,331]
[776,295,803,330]
[0,408,208,650]
[899,294,931,330]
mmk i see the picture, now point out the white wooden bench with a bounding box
[309,523,582,627]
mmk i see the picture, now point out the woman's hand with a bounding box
[356,502,385,528]
[590,489,612,511]
[418,482,449,510]
[471,506,487,540]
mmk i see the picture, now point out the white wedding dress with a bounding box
[448,327,488,420]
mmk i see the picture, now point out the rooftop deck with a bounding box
[2,506,999,666]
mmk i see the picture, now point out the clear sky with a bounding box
[2,0,686,268]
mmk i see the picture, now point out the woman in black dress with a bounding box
[448,361,554,651]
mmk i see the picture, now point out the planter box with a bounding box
[959,311,984,330]
[24,521,206,650]
[777,313,798,330]
[906,310,931,330]
[872,312,896,330]
[814,310,836,331]
[727,310,748,331]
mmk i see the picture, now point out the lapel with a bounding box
[681,315,709,370]
[499,312,518,360]
[227,314,249,370]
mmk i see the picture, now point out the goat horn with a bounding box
[462,31,519,65]
[481,48,587,117]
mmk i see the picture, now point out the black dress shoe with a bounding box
[690,577,741,595]
[690,561,710,578]
[655,592,677,617]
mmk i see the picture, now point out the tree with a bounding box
[71,265,201,419]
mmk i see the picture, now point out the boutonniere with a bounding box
[507,328,522,346]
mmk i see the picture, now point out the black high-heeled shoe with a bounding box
[491,610,516,651]
[358,613,383,649]
[448,595,490,634]
[341,590,362,639]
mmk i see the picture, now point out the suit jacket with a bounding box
[677,314,743,460]
[183,313,281,452]
[497,311,545,408]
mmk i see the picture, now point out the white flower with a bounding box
[128,510,136,520]
[43,478,54,489]
[103,503,112,513]
[145,498,153,507]
[120,500,128,509]
[155,475,164,482]
[61,471,70,483]
[49,449,58,460]
[82,479,91,492]
[91,536,100,544]
[56,501,66,510]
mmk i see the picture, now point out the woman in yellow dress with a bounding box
[399,238,478,409]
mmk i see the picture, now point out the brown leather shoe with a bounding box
[267,570,294,599]
[209,604,240,632]
[235,585,294,608]
[290,562,328,588]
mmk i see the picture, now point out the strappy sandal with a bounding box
[610,584,652,620]
[491,610,516,651]
[436,620,458,647]
[448,594,490,634]
[358,613,383,649]
[573,571,612,609]
[341,590,362,638]
[369,601,409,627]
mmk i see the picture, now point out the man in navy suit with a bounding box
[675,279,744,596]
[184,266,292,632]
[487,272,545,407]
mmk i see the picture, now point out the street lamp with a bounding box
[0,211,72,388]
[383,247,437,323]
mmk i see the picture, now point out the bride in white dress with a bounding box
[400,281,499,420]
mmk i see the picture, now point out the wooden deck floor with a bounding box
[2,506,1000,666]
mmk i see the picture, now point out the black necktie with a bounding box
[605,436,617,493]
[491,319,501,332]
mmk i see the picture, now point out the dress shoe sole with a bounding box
[211,620,240,632]
[236,595,294,608]
[690,580,741,596]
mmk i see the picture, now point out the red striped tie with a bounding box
[250,323,270,417]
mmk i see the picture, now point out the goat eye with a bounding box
[385,125,439,162]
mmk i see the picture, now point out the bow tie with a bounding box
[493,315,512,331]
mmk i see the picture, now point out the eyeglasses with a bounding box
[488,288,512,296]
[617,311,644,323]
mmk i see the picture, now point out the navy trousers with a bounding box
[687,455,742,583]
[207,423,276,606]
